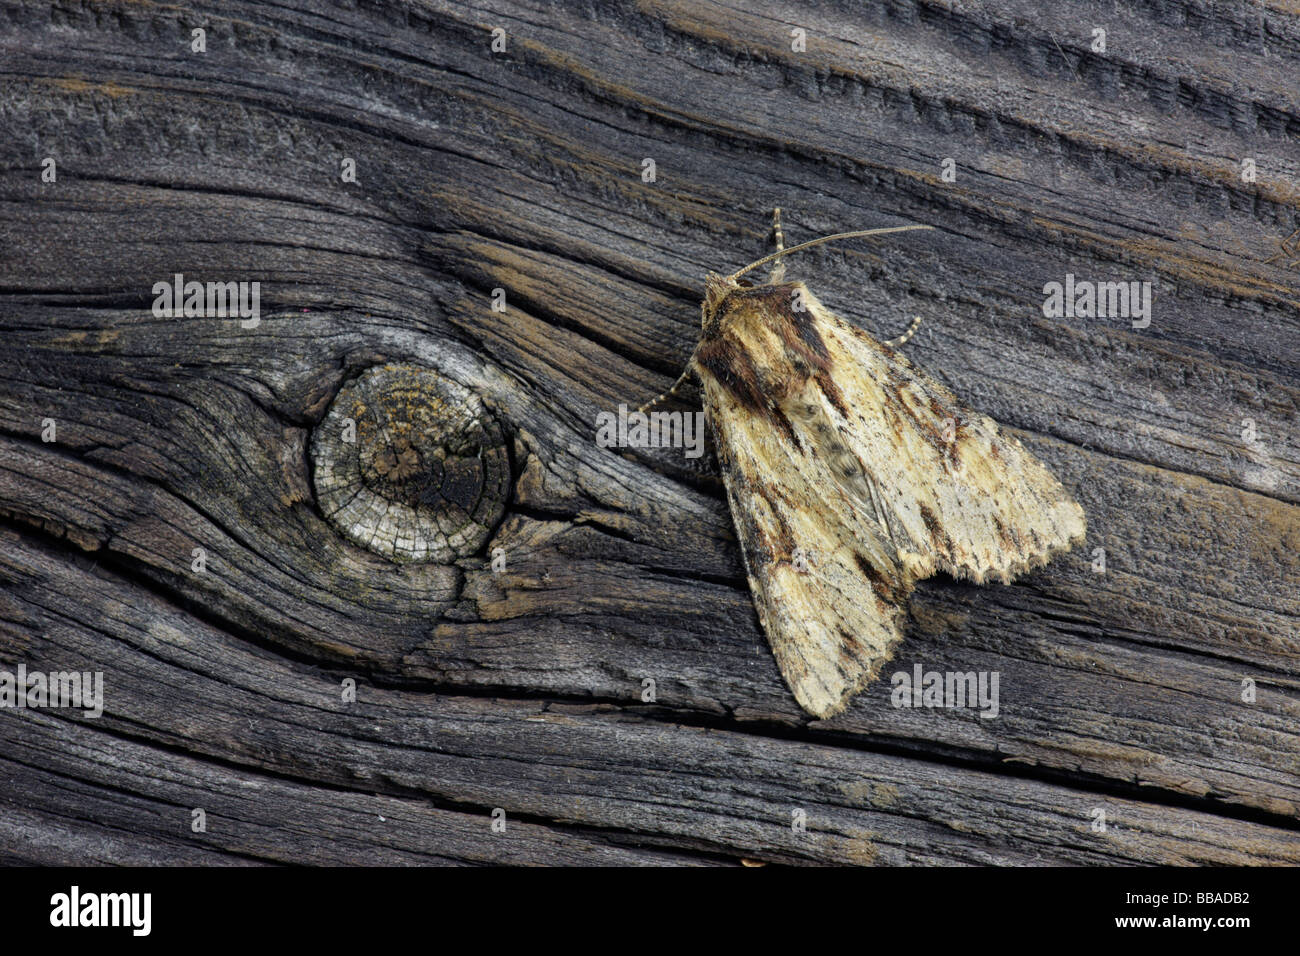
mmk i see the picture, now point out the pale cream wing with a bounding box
[700,376,917,719]
[802,287,1087,584]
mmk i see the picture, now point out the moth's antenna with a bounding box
[729,224,933,281]
[769,207,787,284]
[885,315,923,348]
[635,358,696,415]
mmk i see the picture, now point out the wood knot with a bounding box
[310,364,510,563]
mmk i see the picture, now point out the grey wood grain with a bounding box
[0,0,1297,864]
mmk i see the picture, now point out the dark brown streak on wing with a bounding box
[853,552,907,611]
[705,406,798,581]
[814,368,850,420]
[918,503,956,553]
[872,364,959,466]
[772,289,831,365]
[992,514,1021,551]
[753,475,800,568]
[696,336,769,411]
[716,284,834,371]
[836,626,866,672]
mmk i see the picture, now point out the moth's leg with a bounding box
[884,315,923,348]
[769,207,786,284]
[1265,228,1299,265]
[636,359,697,414]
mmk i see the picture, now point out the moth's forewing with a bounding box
[799,286,1087,584]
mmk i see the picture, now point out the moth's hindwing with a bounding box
[694,280,1085,719]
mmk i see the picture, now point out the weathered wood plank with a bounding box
[2,527,1296,865]
[0,0,1298,862]
[1,714,716,867]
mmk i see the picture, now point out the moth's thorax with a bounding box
[694,277,835,413]
[703,277,805,335]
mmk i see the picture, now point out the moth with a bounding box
[648,210,1086,719]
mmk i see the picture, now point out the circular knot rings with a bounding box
[311,364,510,563]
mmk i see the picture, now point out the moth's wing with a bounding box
[805,291,1086,584]
[699,377,916,719]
